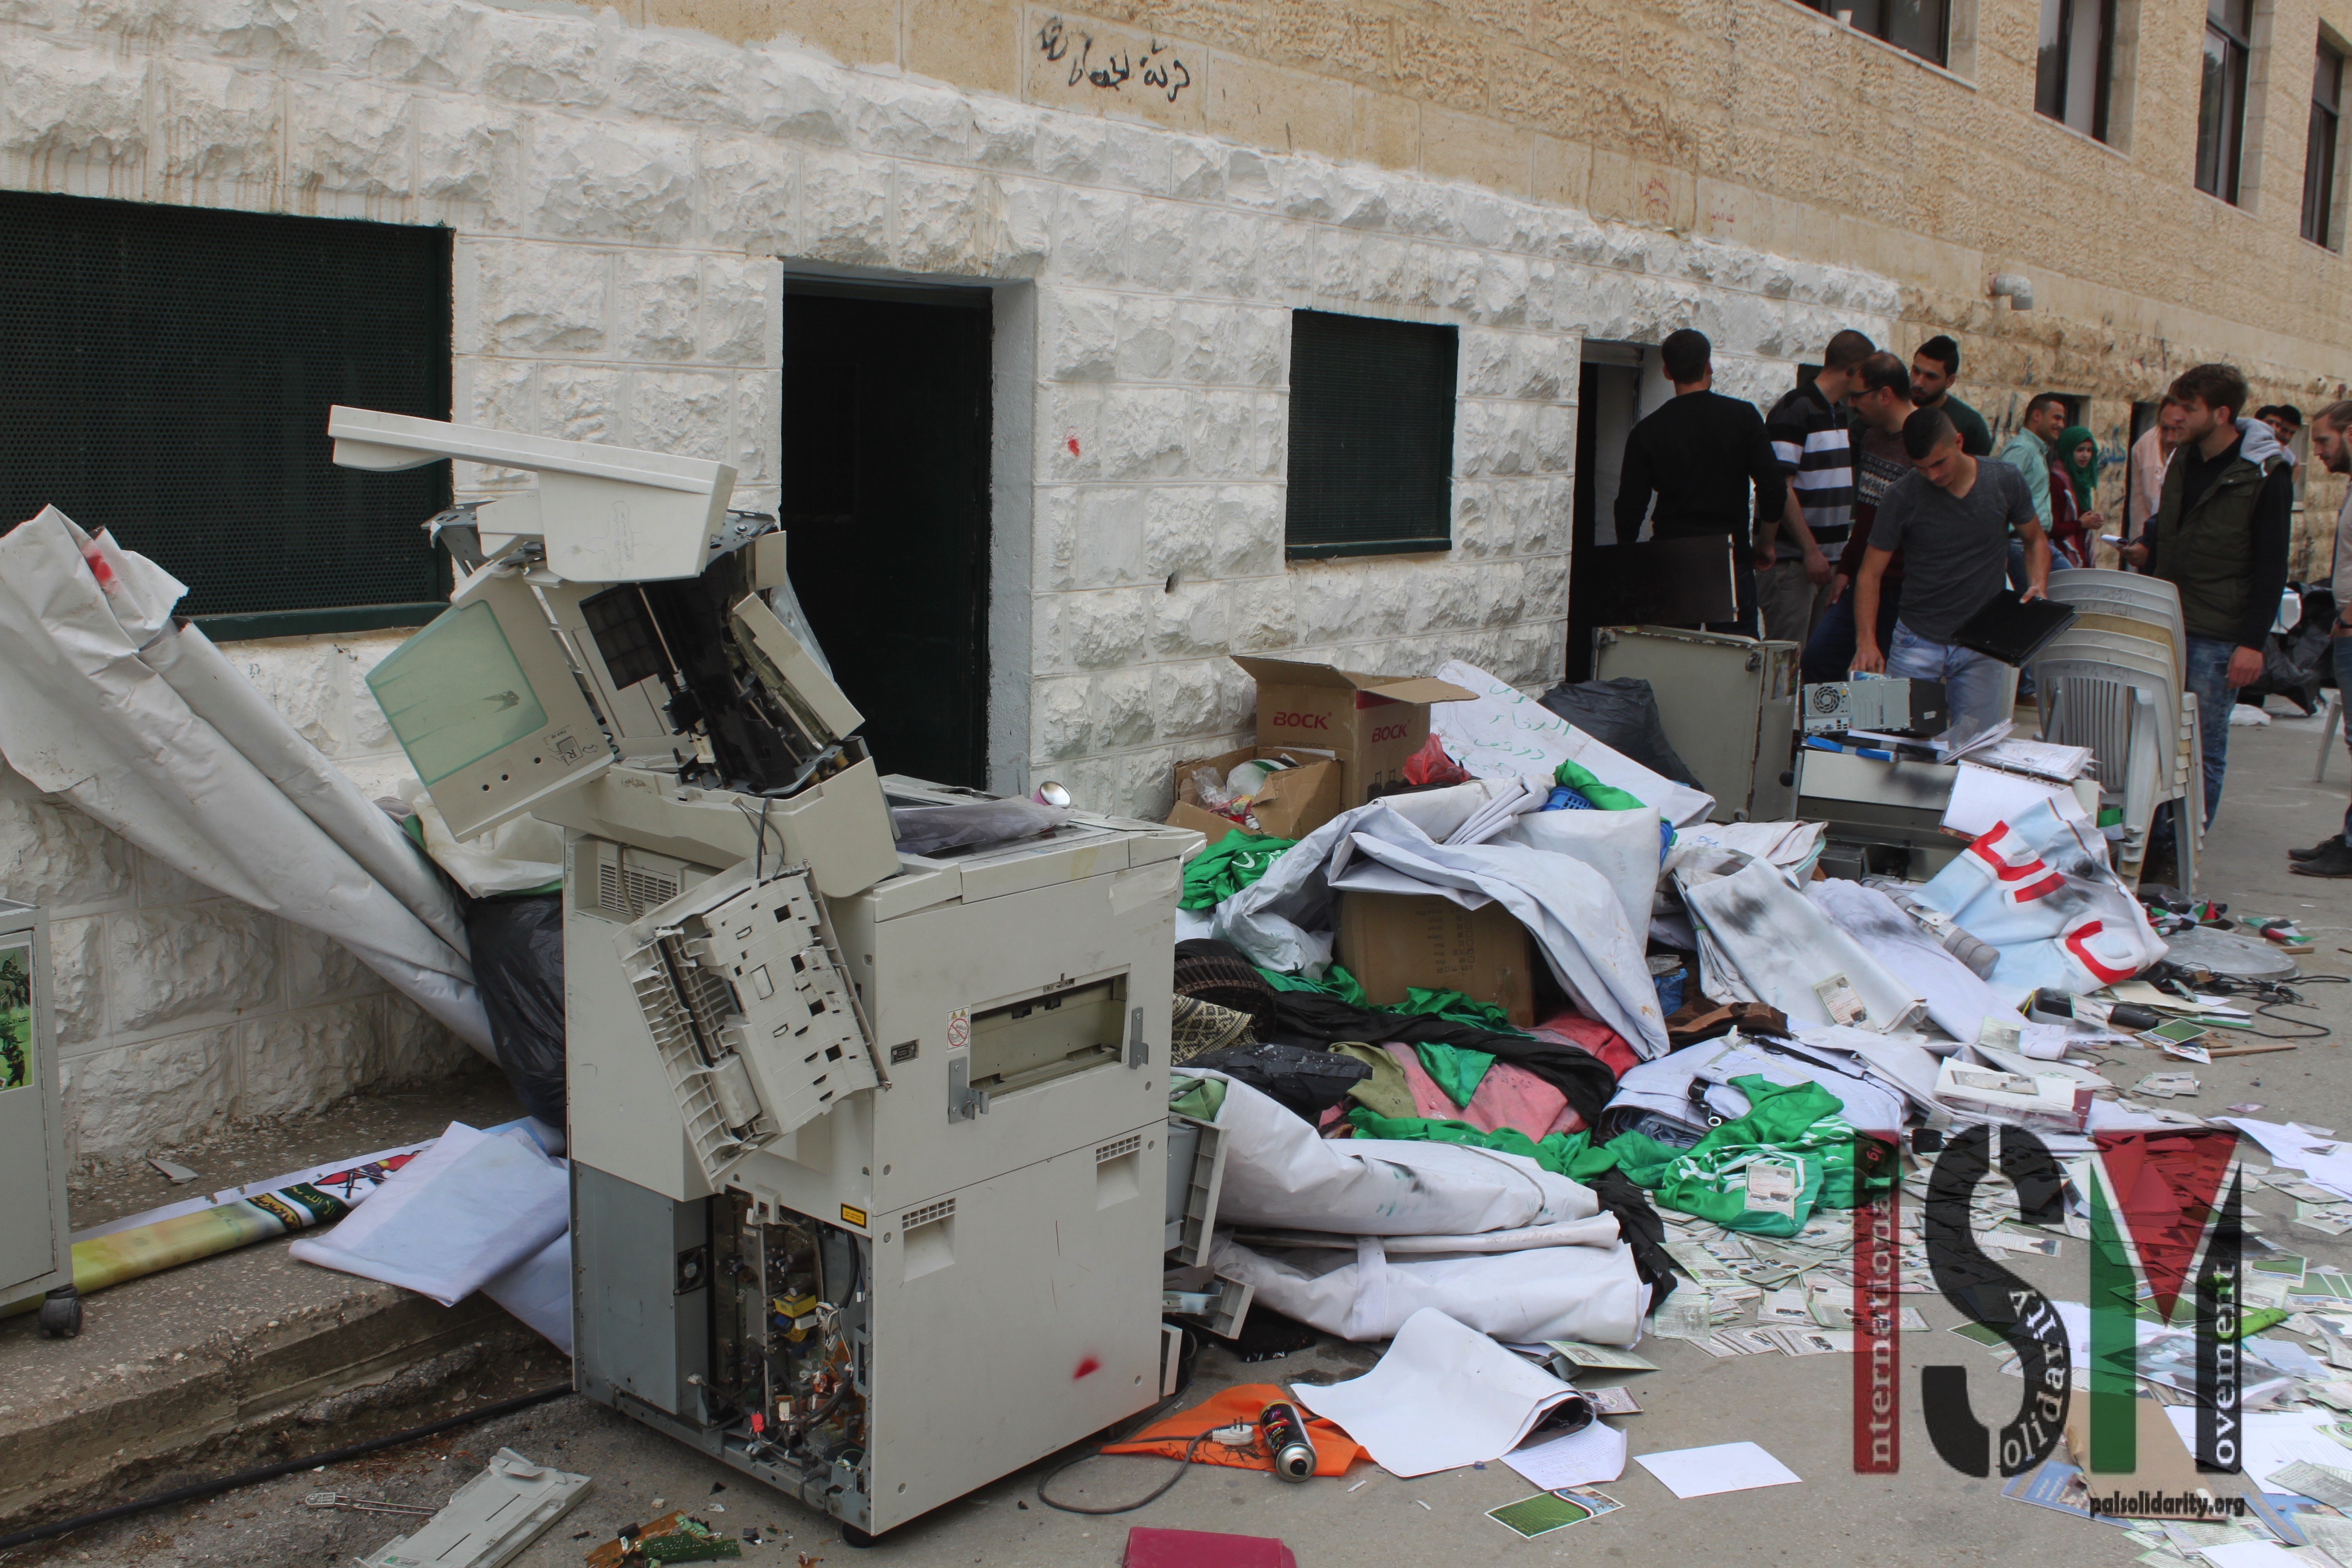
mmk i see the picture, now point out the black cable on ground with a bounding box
[0,1383,576,1554]
[1035,1426,1227,1516]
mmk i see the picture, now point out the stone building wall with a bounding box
[0,633,477,1167]
[0,0,2325,1144]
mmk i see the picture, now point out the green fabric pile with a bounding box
[1554,758,1647,811]
[1350,1074,1895,1236]
[1178,832,1299,910]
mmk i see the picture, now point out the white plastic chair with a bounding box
[2035,657,2185,886]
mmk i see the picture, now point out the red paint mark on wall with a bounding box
[1066,432,1081,456]
[1074,1355,1102,1379]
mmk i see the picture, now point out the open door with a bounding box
[781,282,992,788]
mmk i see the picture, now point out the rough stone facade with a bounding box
[0,634,476,1167]
[0,0,2334,1140]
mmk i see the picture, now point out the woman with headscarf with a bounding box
[2046,423,2102,568]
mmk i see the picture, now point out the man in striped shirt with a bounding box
[1759,330,1872,644]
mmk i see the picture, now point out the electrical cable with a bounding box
[0,1384,576,1554]
[1035,1422,1234,1516]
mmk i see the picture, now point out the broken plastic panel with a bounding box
[617,863,880,1189]
[356,1447,591,1568]
[364,571,613,840]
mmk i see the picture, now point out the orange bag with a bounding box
[1102,1383,1363,1477]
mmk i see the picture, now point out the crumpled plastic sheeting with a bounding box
[1209,784,1519,975]
[1679,856,1927,1033]
[1430,660,1716,827]
[0,508,491,1052]
[1911,797,2169,994]
[1178,1071,1599,1235]
[1212,1228,1646,1345]
[1649,821,1825,948]
[1500,804,1664,938]
[1803,877,2026,1046]
[1326,812,1669,1059]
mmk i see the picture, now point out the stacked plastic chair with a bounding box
[2032,569,2198,892]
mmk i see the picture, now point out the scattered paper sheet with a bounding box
[2196,1544,2308,1568]
[1942,763,2082,837]
[1634,1441,1802,1498]
[1289,1309,1577,1478]
[2164,1408,2347,1484]
[290,1121,568,1307]
[1502,1421,1627,1489]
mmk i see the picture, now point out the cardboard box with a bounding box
[1167,746,1342,845]
[1230,658,1477,812]
[2060,1395,2217,1519]
[1334,891,1536,1027]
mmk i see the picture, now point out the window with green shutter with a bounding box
[0,191,451,637]
[1284,309,1458,561]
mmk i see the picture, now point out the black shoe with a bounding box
[2291,839,2352,878]
[2290,836,2345,861]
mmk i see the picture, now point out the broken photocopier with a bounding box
[331,408,1191,1541]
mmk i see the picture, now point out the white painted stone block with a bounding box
[417,98,521,226]
[542,362,626,444]
[700,137,796,251]
[476,242,609,355]
[1090,666,1154,750]
[631,369,731,461]
[240,1004,380,1118]
[613,30,757,128]
[49,916,104,1047]
[1031,676,1093,762]
[620,251,700,362]
[0,41,147,168]
[795,146,888,266]
[67,1026,235,1161]
[344,0,481,90]
[156,58,280,198]
[108,904,282,1034]
[699,255,767,364]
[481,9,607,108]
[534,119,694,242]
[0,777,134,910]
[289,78,414,203]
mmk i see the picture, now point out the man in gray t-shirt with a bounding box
[1850,406,2051,742]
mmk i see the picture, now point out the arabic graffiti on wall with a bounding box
[1037,16,1191,101]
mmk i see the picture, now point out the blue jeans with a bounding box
[1885,623,2013,743]
[1803,580,1902,684]
[2185,635,2234,828]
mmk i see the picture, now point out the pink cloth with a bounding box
[1382,1044,1580,1137]
[1529,1009,1642,1078]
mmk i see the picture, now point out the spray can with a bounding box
[1260,1400,1316,1481]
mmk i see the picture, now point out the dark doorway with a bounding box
[1565,351,1647,682]
[781,283,992,789]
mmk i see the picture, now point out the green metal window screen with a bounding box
[1285,310,1458,560]
[0,191,451,634]
[364,601,547,786]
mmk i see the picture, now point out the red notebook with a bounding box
[1123,1526,1298,1568]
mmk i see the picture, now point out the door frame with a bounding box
[778,262,1034,796]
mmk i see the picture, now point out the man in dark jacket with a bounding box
[1613,329,1787,636]
[2121,362,2293,826]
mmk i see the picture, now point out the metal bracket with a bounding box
[947,1056,990,1123]
[1127,1005,1148,1068]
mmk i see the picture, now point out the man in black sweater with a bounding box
[1613,329,1787,637]
[2120,361,2292,830]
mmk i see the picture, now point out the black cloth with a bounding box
[1588,1168,1678,1307]
[1188,1041,1371,1121]
[1261,992,1619,1131]
[1613,390,1786,548]
[2144,435,2296,649]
